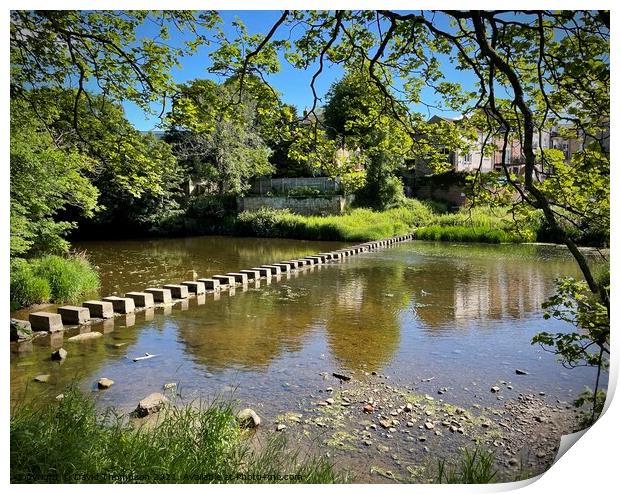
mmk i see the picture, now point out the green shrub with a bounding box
[415,225,529,243]
[10,259,52,310]
[11,389,343,483]
[10,254,100,310]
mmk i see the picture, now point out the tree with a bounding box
[10,100,99,257]
[222,9,610,414]
[166,79,274,195]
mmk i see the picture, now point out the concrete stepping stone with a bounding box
[29,312,63,332]
[196,278,220,291]
[144,288,172,304]
[226,272,249,284]
[125,291,155,308]
[83,300,114,319]
[57,306,90,325]
[102,296,135,314]
[181,281,206,294]
[162,284,189,299]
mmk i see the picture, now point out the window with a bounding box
[464,153,472,163]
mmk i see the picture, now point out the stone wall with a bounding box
[237,195,353,216]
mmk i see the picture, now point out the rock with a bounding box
[534,416,547,423]
[325,398,334,405]
[97,378,114,389]
[10,319,33,342]
[418,436,427,442]
[55,394,65,401]
[67,332,103,342]
[363,404,374,414]
[508,458,519,466]
[332,372,351,382]
[325,387,333,392]
[481,422,491,428]
[51,348,68,361]
[406,421,415,427]
[163,383,177,390]
[363,439,373,446]
[377,445,390,453]
[134,393,169,417]
[539,391,546,396]
[507,385,513,390]
[236,408,261,428]
[276,424,287,431]
[379,420,392,429]
[34,374,50,383]
[491,386,501,393]
[405,403,413,412]
[515,369,529,375]
[424,422,435,430]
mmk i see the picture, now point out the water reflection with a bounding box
[11,240,602,410]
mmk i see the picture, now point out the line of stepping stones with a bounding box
[18,234,414,336]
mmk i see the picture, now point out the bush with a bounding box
[11,389,343,483]
[10,259,52,310]
[10,254,100,310]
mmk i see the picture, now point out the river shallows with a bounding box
[11,238,603,418]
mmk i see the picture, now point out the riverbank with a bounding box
[163,200,540,244]
[269,371,584,483]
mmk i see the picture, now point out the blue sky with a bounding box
[124,11,479,131]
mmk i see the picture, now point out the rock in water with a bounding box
[515,369,529,375]
[34,374,50,383]
[10,319,33,342]
[98,378,114,389]
[134,393,169,417]
[163,383,177,390]
[67,332,103,342]
[332,372,351,382]
[491,386,501,393]
[51,348,68,361]
[236,408,261,428]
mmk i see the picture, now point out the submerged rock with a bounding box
[98,378,114,389]
[134,393,169,417]
[51,348,67,361]
[67,332,103,342]
[236,408,261,428]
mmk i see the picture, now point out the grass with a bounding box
[234,199,437,242]
[10,389,344,484]
[10,252,100,310]
[436,447,498,484]
[233,201,538,244]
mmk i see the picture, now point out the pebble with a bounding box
[325,398,335,405]
[163,382,177,390]
[491,386,501,393]
[406,421,415,427]
[276,424,287,431]
[424,422,435,430]
[34,374,50,383]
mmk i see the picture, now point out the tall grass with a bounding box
[436,447,498,484]
[234,201,537,244]
[10,253,100,310]
[10,390,343,484]
[235,199,436,241]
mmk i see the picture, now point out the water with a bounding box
[10,238,605,419]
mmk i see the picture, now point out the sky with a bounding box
[124,10,480,131]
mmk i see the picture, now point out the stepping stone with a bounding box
[83,300,114,319]
[251,267,272,279]
[162,284,189,299]
[181,281,206,294]
[29,312,63,332]
[102,296,135,314]
[280,261,299,269]
[211,275,237,286]
[144,288,172,304]
[272,263,291,272]
[260,265,281,275]
[226,272,249,284]
[196,278,220,291]
[57,306,90,325]
[239,269,261,280]
[125,292,155,308]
